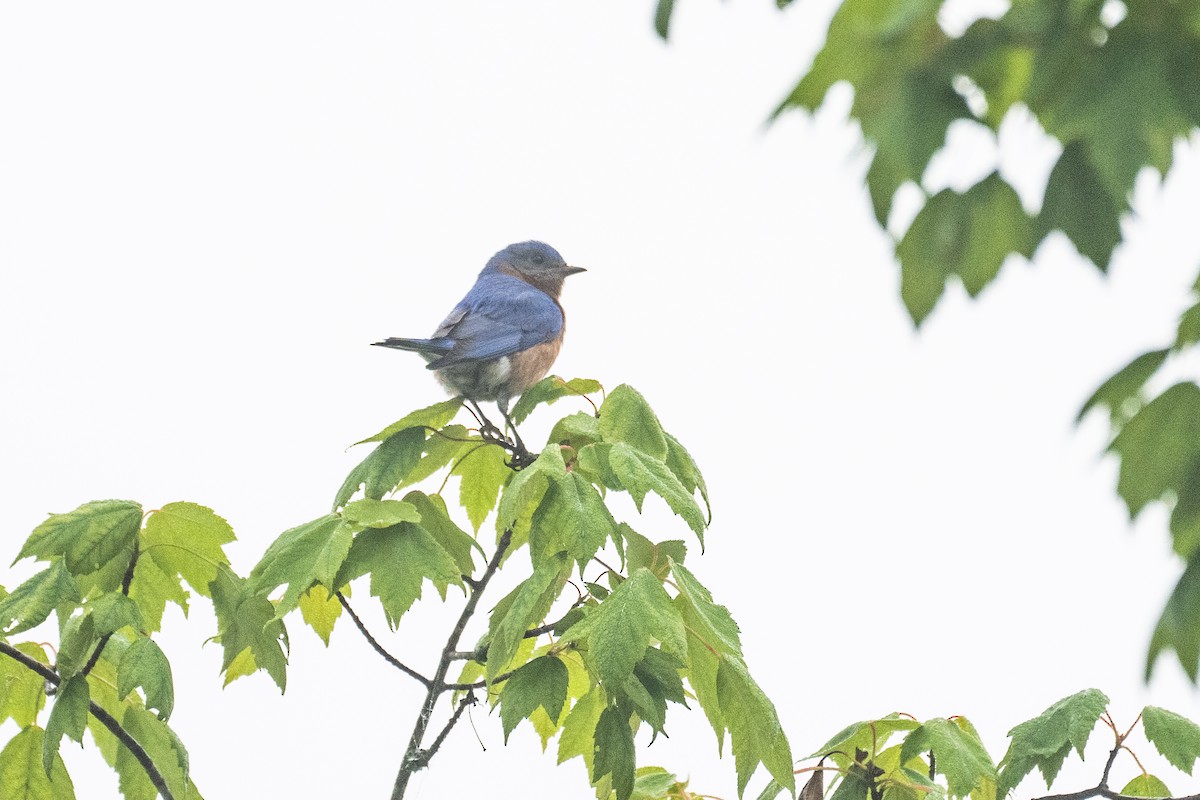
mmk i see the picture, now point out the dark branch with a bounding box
[80,544,140,679]
[336,592,431,688]
[0,640,176,800]
[425,691,477,762]
[1031,742,1200,800]
[442,667,516,692]
[391,528,514,800]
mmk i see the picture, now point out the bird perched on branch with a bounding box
[373,240,585,456]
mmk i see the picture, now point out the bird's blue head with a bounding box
[483,241,586,297]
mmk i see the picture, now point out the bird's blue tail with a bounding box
[371,337,454,356]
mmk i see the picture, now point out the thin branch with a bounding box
[0,640,176,800]
[80,544,140,678]
[425,691,477,762]
[391,528,514,800]
[1099,742,1121,789]
[335,592,431,688]
[1035,789,1200,800]
[446,650,476,661]
[442,667,516,692]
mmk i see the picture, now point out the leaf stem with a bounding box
[0,640,176,800]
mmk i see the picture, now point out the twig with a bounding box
[391,528,514,800]
[1032,741,1200,800]
[79,544,140,678]
[335,592,431,688]
[0,640,176,800]
[425,691,476,762]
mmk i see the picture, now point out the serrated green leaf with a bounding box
[1121,774,1171,798]
[718,657,795,796]
[42,676,88,775]
[997,689,1109,796]
[141,502,234,600]
[117,636,174,720]
[487,552,571,682]
[0,643,50,728]
[211,574,287,691]
[355,397,464,444]
[0,563,80,636]
[496,444,565,540]
[664,432,710,523]
[17,500,142,578]
[1077,350,1170,424]
[52,613,95,681]
[1148,552,1200,681]
[561,568,686,687]
[298,584,342,646]
[1111,383,1200,518]
[403,492,479,576]
[499,656,569,742]
[626,529,685,580]
[1144,706,1200,775]
[86,593,143,636]
[396,424,476,490]
[594,705,636,800]
[530,472,616,572]
[599,385,669,461]
[1040,141,1123,271]
[248,514,351,616]
[333,522,461,629]
[559,687,605,773]
[342,498,421,528]
[458,444,513,531]
[510,376,603,426]
[671,561,741,657]
[116,707,197,800]
[334,426,427,510]
[812,715,922,760]
[628,648,687,736]
[608,443,706,541]
[128,554,189,634]
[550,412,602,450]
[900,718,997,797]
[0,726,75,800]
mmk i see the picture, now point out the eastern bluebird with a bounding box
[373,240,585,452]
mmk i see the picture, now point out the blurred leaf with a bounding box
[142,502,234,599]
[510,377,602,426]
[1121,774,1171,798]
[997,688,1109,795]
[1149,556,1200,682]
[42,676,88,775]
[1177,303,1200,351]
[17,500,142,577]
[1111,383,1200,518]
[498,656,569,742]
[117,636,174,720]
[654,0,674,40]
[1040,141,1122,271]
[1143,705,1200,775]
[0,562,80,636]
[0,726,75,800]
[1077,350,1170,424]
[297,584,342,646]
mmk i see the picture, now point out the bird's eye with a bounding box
[531,254,545,265]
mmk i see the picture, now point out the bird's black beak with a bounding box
[562,265,587,276]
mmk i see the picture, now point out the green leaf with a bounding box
[0,643,50,728]
[333,522,461,629]
[0,726,76,800]
[403,491,479,576]
[997,688,1109,796]
[717,657,795,796]
[1143,706,1200,775]
[608,443,706,541]
[298,584,342,646]
[487,552,571,682]
[671,561,741,657]
[1177,303,1200,351]
[593,705,636,800]
[900,718,997,797]
[498,655,569,742]
[341,498,421,528]
[55,613,96,680]
[1040,141,1123,271]
[334,426,427,510]
[510,376,602,426]
[558,687,605,773]
[1121,774,1171,798]
[664,432,710,523]
[599,385,669,461]
[1111,383,1200,517]
[211,574,287,691]
[248,514,351,616]
[626,529,685,580]
[128,554,189,634]
[560,568,686,687]
[355,397,464,444]
[86,593,143,636]
[1148,552,1200,682]
[897,173,1035,324]
[1077,350,1170,424]
[17,500,142,577]
[496,443,565,541]
[115,707,195,800]
[117,636,174,720]
[653,0,674,40]
[549,412,602,450]
[0,563,80,636]
[141,502,234,599]
[395,424,477,490]
[42,676,88,775]
[530,472,616,572]
[457,444,513,531]
[811,715,922,759]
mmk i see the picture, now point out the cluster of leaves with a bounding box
[0,499,237,799]
[781,689,1200,800]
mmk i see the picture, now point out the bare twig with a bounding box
[391,528,514,800]
[0,640,176,800]
[425,691,477,762]
[335,592,431,688]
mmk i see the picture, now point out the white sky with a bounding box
[3,2,1200,799]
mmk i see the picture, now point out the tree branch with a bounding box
[391,528,514,800]
[0,640,176,800]
[335,592,431,688]
[80,544,140,678]
[425,691,477,763]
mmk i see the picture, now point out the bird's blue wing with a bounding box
[428,275,563,368]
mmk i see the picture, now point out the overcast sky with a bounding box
[3,2,1200,799]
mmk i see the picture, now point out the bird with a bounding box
[372,240,585,454]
